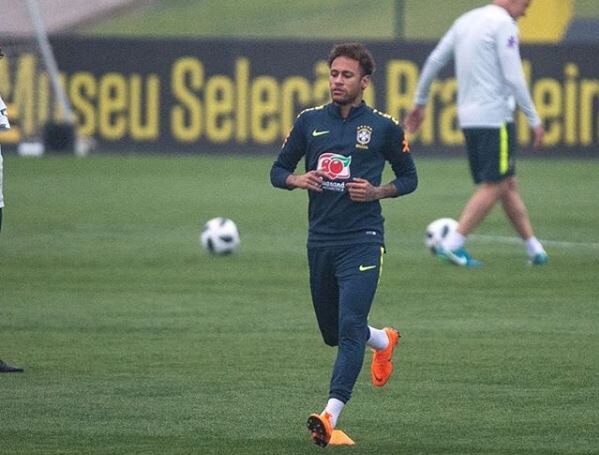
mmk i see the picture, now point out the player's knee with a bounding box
[322,333,338,346]
[482,179,509,198]
[339,317,367,342]
[505,176,519,192]
[498,177,519,202]
[319,325,339,346]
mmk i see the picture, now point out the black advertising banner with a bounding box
[0,36,598,155]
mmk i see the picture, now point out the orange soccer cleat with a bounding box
[306,412,333,447]
[371,327,400,387]
[329,429,355,446]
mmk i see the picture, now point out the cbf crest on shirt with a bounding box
[356,125,372,149]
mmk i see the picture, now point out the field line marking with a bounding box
[470,234,599,249]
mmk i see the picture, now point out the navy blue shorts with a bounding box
[463,122,516,184]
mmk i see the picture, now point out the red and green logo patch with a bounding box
[317,153,352,180]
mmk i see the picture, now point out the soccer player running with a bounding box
[0,45,24,374]
[405,0,548,267]
[270,43,417,447]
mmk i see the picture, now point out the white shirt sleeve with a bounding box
[496,21,541,128]
[413,25,456,106]
[0,94,9,130]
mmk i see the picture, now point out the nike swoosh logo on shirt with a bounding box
[359,265,377,272]
[312,129,330,137]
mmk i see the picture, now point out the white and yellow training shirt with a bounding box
[413,4,541,129]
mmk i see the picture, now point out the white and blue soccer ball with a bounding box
[200,217,240,255]
[425,218,458,254]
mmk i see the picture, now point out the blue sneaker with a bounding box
[435,246,482,268]
[0,360,24,373]
[529,251,548,265]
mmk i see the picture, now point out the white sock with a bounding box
[443,231,466,251]
[524,236,545,257]
[324,398,344,428]
[366,326,389,351]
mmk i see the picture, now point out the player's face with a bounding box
[509,0,532,18]
[329,56,369,105]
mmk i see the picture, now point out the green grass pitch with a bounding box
[1,154,598,454]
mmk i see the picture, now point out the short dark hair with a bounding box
[327,42,375,76]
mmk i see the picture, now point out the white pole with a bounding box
[24,0,75,124]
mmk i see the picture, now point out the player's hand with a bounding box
[286,170,326,192]
[404,105,425,133]
[346,177,378,202]
[532,125,544,149]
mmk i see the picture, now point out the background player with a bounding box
[0,45,24,374]
[405,0,548,267]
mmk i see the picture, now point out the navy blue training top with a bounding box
[270,102,418,248]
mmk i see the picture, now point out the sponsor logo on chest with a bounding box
[317,152,351,180]
[317,152,351,192]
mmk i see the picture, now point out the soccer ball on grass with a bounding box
[200,217,240,255]
[425,218,458,254]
